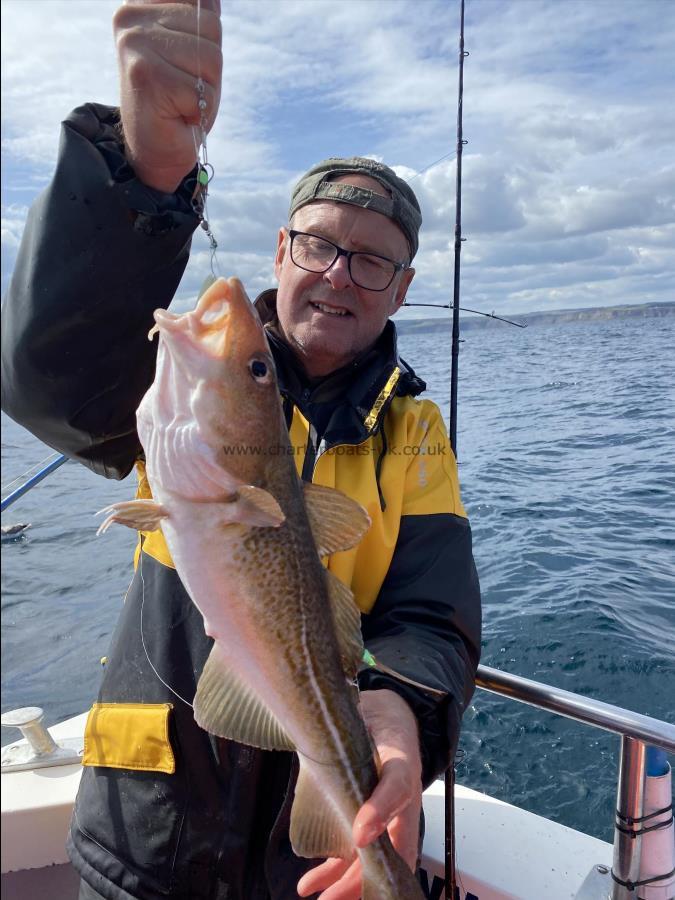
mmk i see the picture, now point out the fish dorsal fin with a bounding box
[290,757,356,860]
[193,645,294,751]
[233,485,285,527]
[303,483,371,556]
[325,569,364,679]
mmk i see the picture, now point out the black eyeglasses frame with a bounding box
[287,229,409,292]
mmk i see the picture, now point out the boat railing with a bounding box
[1,452,68,512]
[475,664,675,900]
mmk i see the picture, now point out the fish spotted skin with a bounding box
[101,277,425,899]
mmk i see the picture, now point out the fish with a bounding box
[98,277,426,899]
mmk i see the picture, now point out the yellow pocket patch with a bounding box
[82,703,175,774]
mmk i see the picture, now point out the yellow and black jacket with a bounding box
[1,104,481,900]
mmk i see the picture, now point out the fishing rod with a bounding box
[404,301,527,329]
[444,3,468,896]
[449,0,468,461]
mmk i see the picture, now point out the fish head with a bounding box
[152,277,271,374]
[145,277,286,489]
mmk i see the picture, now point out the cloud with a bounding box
[1,0,674,313]
[552,170,675,237]
[1,1,120,166]
[1,204,28,250]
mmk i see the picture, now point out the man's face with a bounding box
[274,176,416,378]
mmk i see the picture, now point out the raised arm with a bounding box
[1,0,223,479]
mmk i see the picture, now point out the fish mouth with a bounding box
[193,282,233,331]
[149,279,238,354]
[148,308,183,340]
[151,291,230,336]
[148,278,264,363]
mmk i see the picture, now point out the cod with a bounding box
[99,277,426,900]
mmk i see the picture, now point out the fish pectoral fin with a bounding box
[303,484,371,556]
[325,571,364,679]
[224,485,285,528]
[193,645,294,750]
[290,758,355,860]
[96,499,169,536]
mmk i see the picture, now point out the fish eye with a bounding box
[249,358,272,383]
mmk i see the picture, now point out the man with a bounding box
[0,2,481,898]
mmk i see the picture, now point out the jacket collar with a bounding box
[254,289,426,446]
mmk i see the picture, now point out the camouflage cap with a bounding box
[289,157,422,260]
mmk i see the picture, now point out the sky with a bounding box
[2,0,674,318]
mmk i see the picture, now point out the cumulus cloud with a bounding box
[1,0,674,313]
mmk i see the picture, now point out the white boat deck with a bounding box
[1,712,614,899]
[421,779,612,899]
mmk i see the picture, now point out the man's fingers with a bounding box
[122,41,221,121]
[353,807,419,873]
[353,756,415,845]
[114,0,223,190]
[130,0,221,10]
[117,2,222,43]
[351,750,422,872]
[122,0,221,24]
[115,2,223,123]
[317,859,362,900]
[115,5,222,71]
[297,857,351,897]
[388,808,420,871]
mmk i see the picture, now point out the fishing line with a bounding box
[138,548,195,709]
[403,301,527,328]
[361,650,447,698]
[408,149,457,182]
[1,451,63,494]
[190,0,221,279]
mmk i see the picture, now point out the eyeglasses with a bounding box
[288,230,409,292]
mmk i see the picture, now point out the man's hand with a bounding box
[297,689,423,900]
[113,0,223,193]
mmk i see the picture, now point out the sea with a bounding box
[2,312,674,845]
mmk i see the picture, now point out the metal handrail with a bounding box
[476,664,675,751]
[474,665,674,899]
